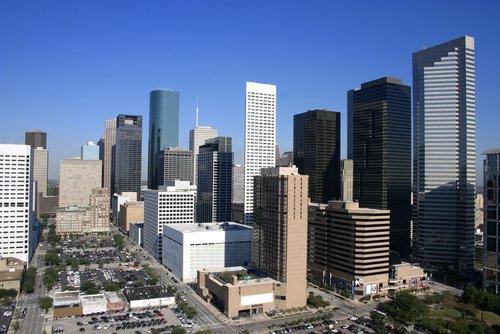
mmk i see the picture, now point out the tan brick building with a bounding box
[119,201,144,233]
[0,257,24,294]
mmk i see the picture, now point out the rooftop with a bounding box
[54,291,81,302]
[483,148,500,155]
[123,286,173,301]
[81,294,107,304]
[165,222,252,233]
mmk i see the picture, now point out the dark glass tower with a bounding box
[25,130,47,149]
[114,115,142,198]
[293,109,341,204]
[197,137,233,222]
[148,89,180,189]
[348,77,411,257]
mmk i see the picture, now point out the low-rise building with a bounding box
[119,201,144,233]
[81,294,108,315]
[53,291,82,318]
[388,262,427,292]
[123,286,175,309]
[129,223,144,246]
[105,292,125,312]
[197,267,283,319]
[0,257,24,295]
[162,222,252,282]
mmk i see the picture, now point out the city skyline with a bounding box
[0,2,499,182]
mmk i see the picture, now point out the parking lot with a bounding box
[58,268,154,291]
[0,300,15,333]
[268,316,376,334]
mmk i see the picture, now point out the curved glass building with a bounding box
[148,89,180,189]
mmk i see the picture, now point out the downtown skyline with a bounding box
[1,1,499,182]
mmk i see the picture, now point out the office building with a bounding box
[143,181,196,261]
[0,144,34,263]
[276,151,293,167]
[341,159,353,202]
[232,164,244,203]
[59,159,102,208]
[119,201,144,234]
[25,130,46,149]
[189,103,218,186]
[483,148,500,293]
[112,192,137,227]
[244,82,276,224]
[308,201,390,299]
[129,222,144,246]
[162,222,252,282]
[348,77,411,256]
[103,119,116,192]
[197,137,233,223]
[412,36,476,269]
[114,115,142,198]
[81,141,100,160]
[148,89,180,189]
[475,192,484,229]
[87,188,110,233]
[252,166,308,309]
[158,147,193,186]
[33,147,48,196]
[294,109,341,203]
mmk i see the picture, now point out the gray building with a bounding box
[25,130,47,149]
[158,147,193,186]
[232,164,244,203]
[340,159,353,202]
[412,36,476,269]
[114,115,142,198]
[148,89,180,189]
[483,148,500,293]
[197,137,233,223]
[348,77,411,257]
[294,109,341,204]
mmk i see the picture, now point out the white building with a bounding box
[189,121,218,186]
[143,180,196,262]
[162,222,252,282]
[81,294,107,315]
[112,192,137,227]
[244,82,276,224]
[124,287,175,309]
[0,144,34,263]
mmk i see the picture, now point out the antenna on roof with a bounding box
[195,96,199,128]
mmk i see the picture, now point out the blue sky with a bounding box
[1,1,499,182]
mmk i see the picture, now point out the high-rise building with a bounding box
[189,102,218,186]
[148,89,180,189]
[114,115,142,198]
[119,201,144,234]
[308,201,390,299]
[87,188,111,233]
[348,77,411,256]
[103,119,116,192]
[294,109,341,204]
[197,137,233,223]
[143,181,196,261]
[412,36,476,269]
[252,166,308,309]
[483,148,500,293]
[25,130,46,149]
[59,159,102,208]
[112,192,137,227]
[244,82,276,224]
[341,159,353,202]
[81,141,100,160]
[0,145,34,263]
[232,164,244,204]
[33,147,48,196]
[158,147,193,186]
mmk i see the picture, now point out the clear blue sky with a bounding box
[1,1,499,183]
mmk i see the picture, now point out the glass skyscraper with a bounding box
[148,89,180,189]
[348,77,411,257]
[412,36,476,269]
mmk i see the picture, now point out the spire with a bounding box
[195,96,199,128]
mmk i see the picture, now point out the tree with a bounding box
[382,292,429,323]
[80,281,99,294]
[44,250,60,266]
[38,297,53,312]
[103,282,120,292]
[172,329,187,334]
[23,267,37,293]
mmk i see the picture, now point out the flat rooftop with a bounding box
[165,222,252,233]
[123,286,173,301]
[81,294,107,303]
[54,291,80,302]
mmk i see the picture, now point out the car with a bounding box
[79,328,85,332]
[77,322,84,326]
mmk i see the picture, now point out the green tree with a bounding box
[23,267,37,293]
[382,292,429,323]
[38,297,53,312]
[103,282,119,292]
[43,267,59,290]
[80,281,99,294]
[172,329,187,334]
[44,249,60,266]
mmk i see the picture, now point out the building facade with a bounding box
[143,181,197,262]
[232,164,244,204]
[252,166,308,309]
[483,148,500,293]
[114,115,142,198]
[112,192,137,227]
[158,147,193,186]
[148,89,180,189]
[103,119,116,193]
[294,109,341,204]
[348,77,411,257]
[81,141,100,160]
[119,201,144,233]
[244,82,276,224]
[189,125,218,186]
[412,36,476,269]
[87,188,110,233]
[197,137,233,223]
[25,130,47,149]
[59,159,102,208]
[0,145,34,263]
[341,159,353,202]
[162,222,252,282]
[33,147,48,197]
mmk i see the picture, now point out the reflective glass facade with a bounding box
[115,115,142,198]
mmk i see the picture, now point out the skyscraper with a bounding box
[103,119,116,191]
[59,159,102,207]
[158,147,193,186]
[25,130,47,149]
[244,82,276,224]
[252,166,308,309]
[114,115,142,198]
[189,101,218,186]
[341,159,353,202]
[0,144,34,263]
[348,77,411,256]
[33,147,48,196]
[232,164,244,203]
[294,109,341,203]
[483,148,500,293]
[413,36,476,269]
[148,89,180,189]
[197,137,233,223]
[81,141,100,160]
